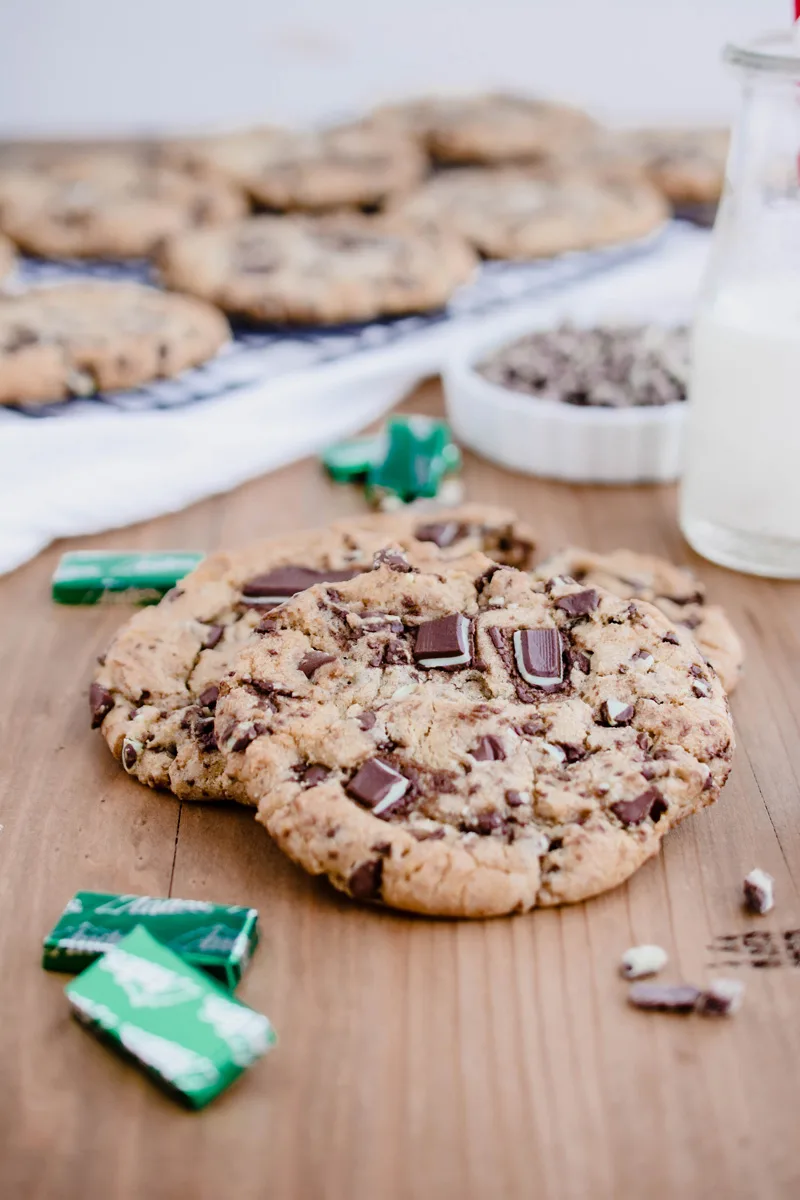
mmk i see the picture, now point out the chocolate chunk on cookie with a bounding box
[91,505,536,803]
[534,547,743,692]
[214,557,733,916]
[0,153,246,259]
[158,212,476,325]
[0,282,229,407]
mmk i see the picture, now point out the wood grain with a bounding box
[2,380,800,1200]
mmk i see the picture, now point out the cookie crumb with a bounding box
[743,867,774,915]
[620,944,668,980]
[696,978,744,1017]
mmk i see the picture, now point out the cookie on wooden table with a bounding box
[391,168,668,259]
[158,213,477,324]
[534,547,744,693]
[0,282,229,406]
[90,506,537,803]
[0,154,247,259]
[214,555,733,916]
[167,124,426,211]
[372,92,598,164]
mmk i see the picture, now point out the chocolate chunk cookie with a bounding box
[391,168,668,259]
[0,154,247,258]
[168,123,426,211]
[158,213,477,324]
[622,128,729,206]
[479,324,689,408]
[372,92,598,164]
[535,548,743,692]
[215,557,734,916]
[0,282,229,407]
[91,505,536,802]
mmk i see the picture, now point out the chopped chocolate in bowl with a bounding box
[478,324,690,409]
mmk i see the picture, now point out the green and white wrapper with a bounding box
[43,891,259,989]
[65,926,276,1109]
[52,550,204,604]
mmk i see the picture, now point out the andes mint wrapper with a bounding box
[65,926,276,1109]
[52,550,204,604]
[43,892,259,989]
[320,433,385,482]
[366,415,461,505]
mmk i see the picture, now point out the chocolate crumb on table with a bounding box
[743,868,775,915]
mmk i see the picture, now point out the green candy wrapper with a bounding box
[366,415,460,504]
[321,415,461,505]
[52,550,204,604]
[43,892,258,989]
[320,434,385,482]
[65,926,276,1109]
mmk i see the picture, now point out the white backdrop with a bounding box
[0,0,785,137]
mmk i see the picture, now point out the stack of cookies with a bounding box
[0,94,726,407]
[90,503,741,918]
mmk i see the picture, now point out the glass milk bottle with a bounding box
[680,30,800,577]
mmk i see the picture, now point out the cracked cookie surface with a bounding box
[534,547,743,693]
[0,282,230,406]
[391,168,668,259]
[0,154,247,259]
[158,213,477,325]
[215,554,734,917]
[91,505,536,802]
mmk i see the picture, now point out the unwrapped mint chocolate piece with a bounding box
[65,926,275,1109]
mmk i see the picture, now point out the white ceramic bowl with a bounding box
[443,319,686,484]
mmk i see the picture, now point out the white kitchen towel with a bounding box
[0,223,709,576]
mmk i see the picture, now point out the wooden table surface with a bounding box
[3,381,800,1200]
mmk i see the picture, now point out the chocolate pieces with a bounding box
[512,628,563,689]
[628,983,701,1013]
[241,565,363,605]
[555,589,599,617]
[346,759,409,817]
[414,613,471,669]
[611,786,665,826]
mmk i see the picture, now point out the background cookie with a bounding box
[160,125,286,179]
[623,128,729,205]
[0,154,247,258]
[166,124,426,211]
[535,547,744,692]
[91,505,536,803]
[215,558,733,917]
[372,92,598,164]
[158,213,477,325]
[0,282,230,406]
[391,168,668,259]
